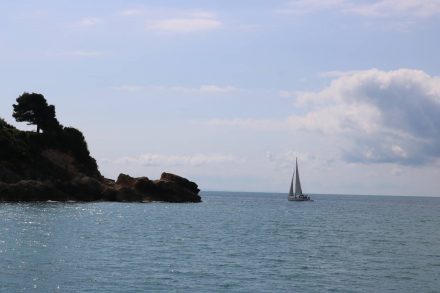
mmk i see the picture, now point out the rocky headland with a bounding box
[0,94,201,203]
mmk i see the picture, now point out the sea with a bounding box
[1,192,439,292]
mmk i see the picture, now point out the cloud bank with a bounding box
[210,69,440,166]
[111,153,239,167]
[294,69,440,165]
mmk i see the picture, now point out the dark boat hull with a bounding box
[288,195,313,201]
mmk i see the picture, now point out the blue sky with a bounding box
[1,0,440,196]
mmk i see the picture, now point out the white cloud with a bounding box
[266,150,324,169]
[207,118,283,131]
[279,0,440,27]
[196,85,236,94]
[112,84,237,94]
[146,11,222,33]
[346,0,440,19]
[288,102,382,135]
[111,153,240,167]
[391,145,407,158]
[76,17,103,27]
[147,18,221,33]
[112,85,145,92]
[277,0,345,15]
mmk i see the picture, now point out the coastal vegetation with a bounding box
[0,93,200,202]
[1,93,97,178]
[13,92,61,134]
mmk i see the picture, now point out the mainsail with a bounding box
[294,158,303,196]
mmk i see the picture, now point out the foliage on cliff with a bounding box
[0,95,99,181]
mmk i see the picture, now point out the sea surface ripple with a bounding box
[1,193,439,292]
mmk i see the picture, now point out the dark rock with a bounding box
[112,173,201,203]
[160,172,200,194]
[0,180,69,201]
[116,173,136,188]
[154,178,201,203]
[114,186,143,202]
[0,164,20,183]
[101,186,118,201]
[72,176,104,201]
[134,177,156,193]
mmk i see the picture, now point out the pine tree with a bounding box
[12,93,61,133]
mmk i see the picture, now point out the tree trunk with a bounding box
[37,125,40,133]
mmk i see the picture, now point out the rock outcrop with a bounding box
[106,173,201,203]
[0,117,201,203]
[0,169,201,203]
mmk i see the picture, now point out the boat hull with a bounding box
[288,195,313,201]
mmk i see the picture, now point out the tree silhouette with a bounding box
[12,93,61,133]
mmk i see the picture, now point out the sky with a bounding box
[1,0,440,196]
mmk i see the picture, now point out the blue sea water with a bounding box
[1,192,439,292]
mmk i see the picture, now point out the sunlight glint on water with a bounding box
[1,192,440,292]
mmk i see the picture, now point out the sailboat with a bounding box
[288,158,312,201]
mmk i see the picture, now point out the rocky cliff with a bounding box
[0,118,201,203]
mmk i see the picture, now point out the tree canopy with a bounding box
[12,92,61,133]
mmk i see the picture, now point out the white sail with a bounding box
[294,158,303,196]
[289,170,294,197]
